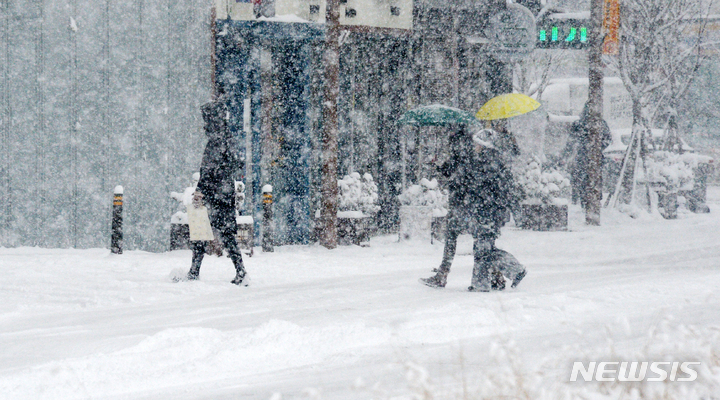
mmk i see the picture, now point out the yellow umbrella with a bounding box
[475,93,541,121]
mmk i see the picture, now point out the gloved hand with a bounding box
[192,191,204,209]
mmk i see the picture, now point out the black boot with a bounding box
[187,243,205,280]
[420,267,449,288]
[231,267,247,286]
[229,252,248,286]
[187,265,200,281]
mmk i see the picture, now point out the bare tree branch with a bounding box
[608,0,710,208]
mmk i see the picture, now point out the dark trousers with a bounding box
[438,208,522,289]
[190,203,244,275]
[571,164,590,209]
[438,209,498,275]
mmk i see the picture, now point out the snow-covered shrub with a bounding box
[338,172,380,216]
[644,151,695,192]
[170,173,250,225]
[169,172,200,225]
[398,178,448,217]
[517,158,570,205]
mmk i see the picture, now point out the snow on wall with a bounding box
[0,0,213,251]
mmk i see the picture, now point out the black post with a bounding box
[111,185,123,254]
[262,184,274,252]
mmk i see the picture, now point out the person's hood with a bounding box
[472,128,497,150]
[201,100,229,140]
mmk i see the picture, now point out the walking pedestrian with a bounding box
[561,103,612,208]
[420,126,525,291]
[185,96,248,285]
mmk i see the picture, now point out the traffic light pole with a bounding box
[586,0,604,226]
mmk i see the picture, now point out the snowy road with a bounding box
[2,190,720,399]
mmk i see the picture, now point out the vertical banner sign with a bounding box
[602,0,620,55]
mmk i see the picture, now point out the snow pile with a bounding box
[398,178,449,217]
[362,321,720,400]
[485,320,720,400]
[644,151,695,192]
[337,172,380,216]
[679,152,713,168]
[559,319,720,400]
[517,159,570,205]
[0,320,392,399]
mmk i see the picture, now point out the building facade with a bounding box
[214,0,522,244]
[1,0,538,250]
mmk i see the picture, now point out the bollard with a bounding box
[111,186,123,254]
[262,184,274,252]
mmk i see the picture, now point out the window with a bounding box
[310,4,320,14]
[345,8,356,18]
[391,6,400,16]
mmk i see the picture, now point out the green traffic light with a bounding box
[565,27,576,42]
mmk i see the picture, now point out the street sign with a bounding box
[602,0,620,55]
[536,14,592,49]
[485,4,537,63]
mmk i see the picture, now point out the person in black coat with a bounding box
[561,103,612,209]
[186,97,248,285]
[420,126,525,291]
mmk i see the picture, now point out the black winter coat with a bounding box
[196,99,242,213]
[439,131,518,229]
[565,109,612,175]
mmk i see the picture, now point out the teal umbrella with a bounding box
[399,104,479,126]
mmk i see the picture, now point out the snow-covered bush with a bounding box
[644,151,695,192]
[169,172,200,225]
[170,173,249,225]
[517,158,570,205]
[338,172,380,216]
[398,178,448,217]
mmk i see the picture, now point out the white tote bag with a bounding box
[187,206,214,241]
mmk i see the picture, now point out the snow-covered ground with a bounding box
[2,190,720,400]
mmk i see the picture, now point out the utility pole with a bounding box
[585,0,604,226]
[320,0,340,249]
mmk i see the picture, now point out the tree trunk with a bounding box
[260,46,274,189]
[585,0,604,226]
[320,0,340,249]
[615,100,646,207]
